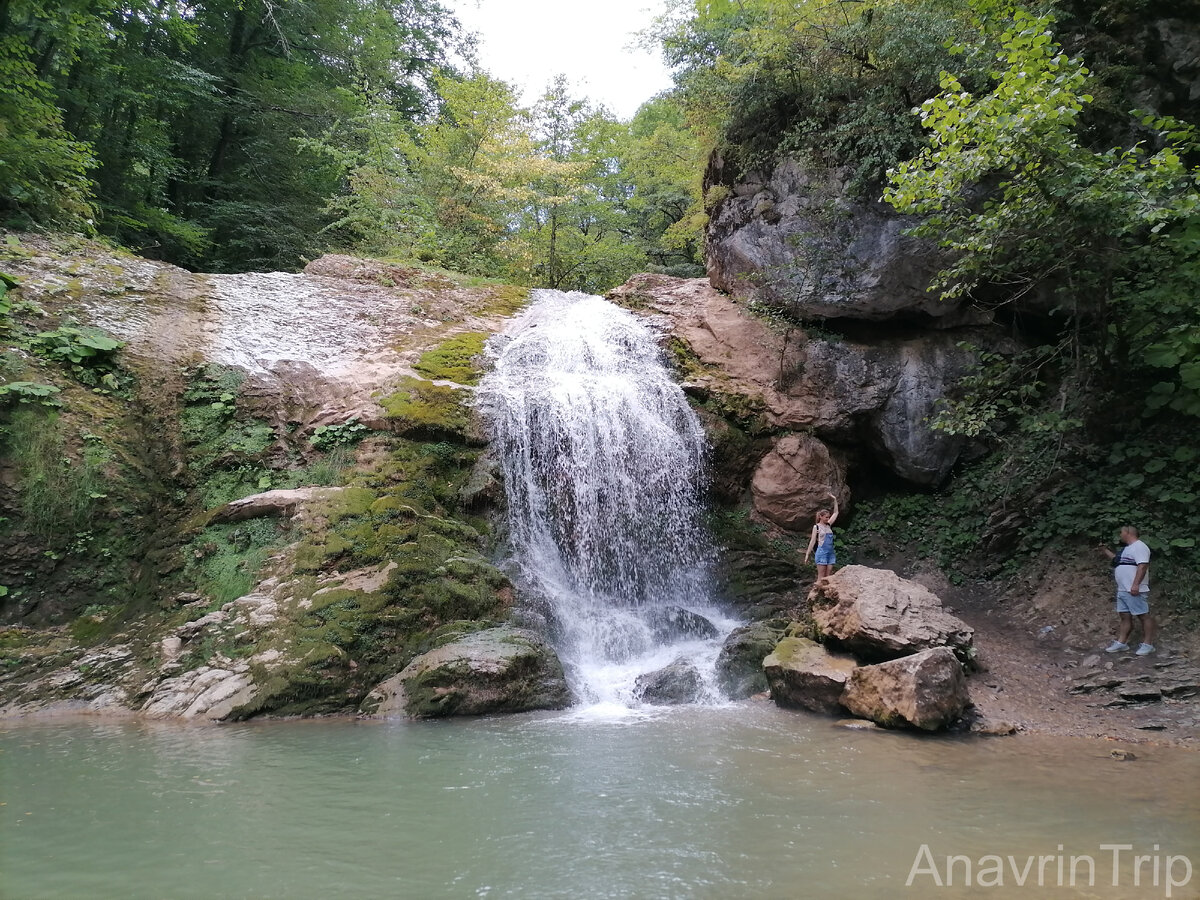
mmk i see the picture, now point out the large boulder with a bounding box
[840,648,970,731]
[364,626,570,718]
[715,622,786,699]
[635,658,705,705]
[705,159,963,322]
[751,434,849,529]
[810,566,974,662]
[763,637,858,714]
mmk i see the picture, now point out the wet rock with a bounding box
[141,665,257,720]
[646,606,719,643]
[969,714,1018,736]
[750,434,849,530]
[716,550,804,615]
[459,451,502,509]
[365,626,570,718]
[840,647,970,731]
[834,718,879,730]
[715,622,786,699]
[810,565,974,663]
[635,658,704,705]
[763,637,858,714]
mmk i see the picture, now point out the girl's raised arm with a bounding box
[827,493,840,525]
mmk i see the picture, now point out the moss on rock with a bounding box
[413,332,489,385]
[380,376,473,439]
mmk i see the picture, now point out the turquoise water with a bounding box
[2,704,1197,899]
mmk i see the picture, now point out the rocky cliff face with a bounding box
[608,273,990,525]
[645,153,1020,529]
[0,235,539,720]
[705,156,975,325]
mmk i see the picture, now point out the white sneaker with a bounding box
[1105,641,1129,653]
[1136,643,1155,656]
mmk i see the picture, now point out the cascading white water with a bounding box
[478,290,737,708]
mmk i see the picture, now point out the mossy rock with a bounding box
[368,625,570,718]
[380,376,474,440]
[413,332,489,385]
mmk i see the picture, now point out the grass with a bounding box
[2,408,113,536]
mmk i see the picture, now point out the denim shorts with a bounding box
[815,547,836,566]
[1116,590,1150,616]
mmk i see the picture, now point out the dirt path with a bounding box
[921,558,1200,747]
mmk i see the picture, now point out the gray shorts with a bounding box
[1116,590,1150,616]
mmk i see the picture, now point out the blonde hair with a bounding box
[816,509,831,520]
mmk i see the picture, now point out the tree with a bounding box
[884,5,1200,416]
[0,0,464,270]
[653,0,984,191]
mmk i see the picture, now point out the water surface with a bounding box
[3,705,1196,899]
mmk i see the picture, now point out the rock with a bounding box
[840,648,970,731]
[715,622,786,699]
[607,273,986,486]
[364,626,570,718]
[716,550,805,615]
[141,666,258,720]
[705,159,972,322]
[1109,749,1137,761]
[207,487,344,523]
[459,451,502,509]
[645,606,719,643]
[763,637,858,714]
[834,718,879,731]
[635,658,704,705]
[969,714,1018,736]
[810,565,974,662]
[750,434,849,529]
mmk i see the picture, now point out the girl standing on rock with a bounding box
[804,493,839,580]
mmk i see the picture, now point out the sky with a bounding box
[445,0,676,121]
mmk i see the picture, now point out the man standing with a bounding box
[1099,526,1156,656]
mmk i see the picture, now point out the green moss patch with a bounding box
[413,332,489,385]
[380,376,472,438]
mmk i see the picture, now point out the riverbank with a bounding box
[906,554,1200,747]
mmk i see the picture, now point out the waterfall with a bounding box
[478,290,736,708]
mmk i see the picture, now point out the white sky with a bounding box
[445,0,675,121]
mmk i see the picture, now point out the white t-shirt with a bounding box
[1113,539,1151,593]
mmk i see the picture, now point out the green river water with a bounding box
[1,704,1197,899]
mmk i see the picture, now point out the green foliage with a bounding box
[0,33,96,226]
[1,0,465,270]
[0,381,62,407]
[318,73,703,292]
[0,271,17,316]
[655,0,985,191]
[309,418,369,452]
[29,326,123,365]
[885,4,1200,416]
[184,520,283,604]
[1,409,113,537]
[844,427,1200,598]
